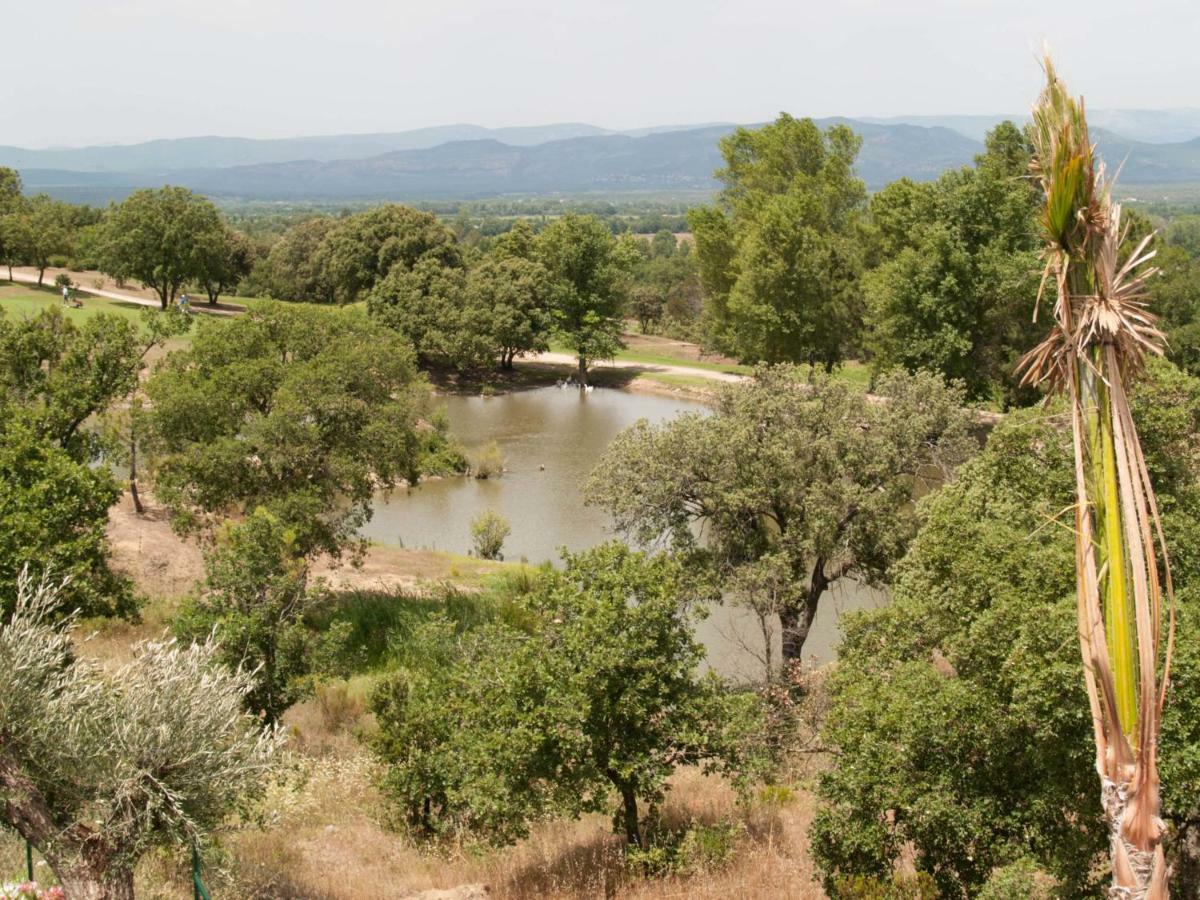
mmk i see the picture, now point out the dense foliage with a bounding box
[812,359,1200,897]
[863,123,1042,404]
[145,301,447,558]
[0,307,156,617]
[372,544,763,847]
[690,114,868,370]
[100,186,227,309]
[587,366,974,662]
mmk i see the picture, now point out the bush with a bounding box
[976,859,1056,900]
[470,509,511,559]
[52,273,72,289]
[470,440,505,478]
[831,873,939,899]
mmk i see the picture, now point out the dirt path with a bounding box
[526,350,745,383]
[8,269,240,315]
[106,492,508,601]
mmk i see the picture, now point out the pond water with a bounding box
[362,386,887,678]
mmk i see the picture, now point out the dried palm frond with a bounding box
[1017,54,1174,899]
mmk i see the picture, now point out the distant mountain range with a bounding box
[7,109,1200,204]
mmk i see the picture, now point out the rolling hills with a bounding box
[9,112,1200,204]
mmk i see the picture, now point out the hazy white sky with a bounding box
[5,0,1198,148]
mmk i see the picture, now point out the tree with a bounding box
[174,509,322,724]
[0,168,21,280]
[0,572,280,900]
[534,214,639,385]
[466,254,557,369]
[629,284,666,334]
[863,122,1043,403]
[587,367,974,664]
[469,509,510,559]
[145,301,437,559]
[0,167,20,210]
[100,186,225,309]
[316,204,461,304]
[367,256,483,369]
[0,415,127,620]
[243,216,337,303]
[16,195,73,287]
[689,115,867,369]
[649,229,677,259]
[1148,244,1200,377]
[812,360,1200,897]
[0,307,144,461]
[198,226,254,305]
[0,307,169,619]
[372,544,761,847]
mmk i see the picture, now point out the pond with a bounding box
[362,385,886,678]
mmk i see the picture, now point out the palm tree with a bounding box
[1018,57,1174,898]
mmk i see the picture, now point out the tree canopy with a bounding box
[587,367,974,663]
[533,214,640,384]
[863,122,1043,404]
[689,114,868,370]
[101,186,226,309]
[811,359,1200,896]
[145,301,442,558]
[372,543,761,848]
[316,204,461,304]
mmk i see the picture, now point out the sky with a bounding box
[4,0,1199,148]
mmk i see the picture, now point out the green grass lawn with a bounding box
[0,282,152,328]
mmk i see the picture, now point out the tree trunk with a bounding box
[577,355,588,387]
[1102,776,1169,898]
[606,770,641,847]
[54,858,135,900]
[780,558,830,663]
[129,433,144,515]
[37,266,46,286]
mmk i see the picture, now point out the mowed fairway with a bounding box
[0,282,195,353]
[0,282,151,327]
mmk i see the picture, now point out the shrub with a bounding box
[831,873,939,899]
[52,273,72,289]
[470,509,511,559]
[976,859,1056,900]
[470,440,505,478]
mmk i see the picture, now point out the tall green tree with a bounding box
[0,306,175,619]
[316,204,461,303]
[145,301,438,558]
[244,216,337,303]
[100,186,226,309]
[197,225,254,305]
[690,115,867,369]
[15,194,73,286]
[534,214,639,385]
[863,122,1042,403]
[587,367,974,663]
[465,254,557,369]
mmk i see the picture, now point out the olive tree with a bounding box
[587,367,974,664]
[0,572,280,900]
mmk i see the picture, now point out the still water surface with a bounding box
[362,386,886,678]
